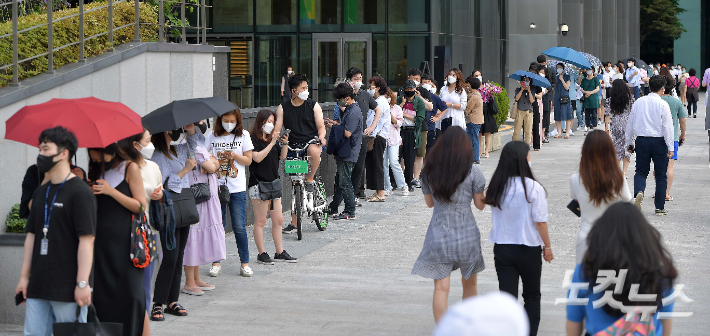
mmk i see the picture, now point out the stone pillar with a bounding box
[628,0,641,58]
[616,0,629,60]
[601,0,617,63]
[582,0,602,57]
[560,0,584,51]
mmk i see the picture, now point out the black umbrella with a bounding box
[621,58,649,71]
[142,97,237,134]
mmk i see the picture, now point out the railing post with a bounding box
[133,0,141,42]
[180,0,186,43]
[201,0,206,44]
[108,0,114,51]
[79,0,85,61]
[48,0,53,72]
[11,0,19,86]
[158,0,164,42]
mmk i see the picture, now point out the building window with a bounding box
[344,0,385,32]
[256,0,298,32]
[300,0,341,32]
[388,0,430,32]
[387,34,429,89]
[372,33,386,79]
[299,34,313,81]
[254,35,297,107]
[210,0,253,33]
[229,39,254,109]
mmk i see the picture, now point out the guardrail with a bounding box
[0,0,209,87]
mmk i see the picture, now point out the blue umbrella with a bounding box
[580,52,602,68]
[546,60,578,75]
[509,70,551,88]
[542,47,592,69]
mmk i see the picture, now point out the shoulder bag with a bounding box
[149,187,176,250]
[218,134,238,204]
[130,205,158,268]
[53,305,122,336]
[509,102,519,120]
[164,177,200,228]
[250,170,282,210]
[190,168,211,204]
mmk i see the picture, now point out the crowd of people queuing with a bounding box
[12,54,702,336]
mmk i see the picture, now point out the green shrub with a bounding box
[0,1,158,88]
[489,81,509,128]
[5,204,26,233]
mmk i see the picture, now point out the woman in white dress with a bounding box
[438,68,468,133]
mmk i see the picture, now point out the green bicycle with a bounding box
[284,138,328,240]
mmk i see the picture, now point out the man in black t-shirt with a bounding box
[17,126,97,335]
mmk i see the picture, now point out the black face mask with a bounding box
[104,158,116,171]
[169,129,183,142]
[37,153,61,174]
[404,91,415,98]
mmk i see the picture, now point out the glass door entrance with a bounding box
[312,33,372,102]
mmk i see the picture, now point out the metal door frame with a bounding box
[312,33,372,102]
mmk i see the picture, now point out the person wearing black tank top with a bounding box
[274,74,327,186]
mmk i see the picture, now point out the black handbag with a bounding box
[190,173,211,204]
[53,305,122,336]
[164,178,199,228]
[250,171,282,210]
[560,95,570,104]
[218,178,230,204]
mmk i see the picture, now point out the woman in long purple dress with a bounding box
[182,145,227,295]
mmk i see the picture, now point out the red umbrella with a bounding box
[5,97,143,148]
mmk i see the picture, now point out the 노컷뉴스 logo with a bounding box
[554,269,694,322]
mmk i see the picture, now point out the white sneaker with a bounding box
[384,189,392,196]
[240,265,253,277]
[209,265,221,277]
[576,126,583,131]
[568,131,574,136]
[550,129,558,137]
[584,126,588,132]
[400,187,410,196]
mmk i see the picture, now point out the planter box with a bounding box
[480,132,503,153]
[0,233,26,325]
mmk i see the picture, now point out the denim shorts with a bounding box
[248,184,281,201]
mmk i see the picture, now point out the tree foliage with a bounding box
[640,0,686,45]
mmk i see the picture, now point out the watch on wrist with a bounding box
[77,281,88,289]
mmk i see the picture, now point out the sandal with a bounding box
[165,302,188,316]
[150,304,165,321]
[665,196,673,201]
[367,194,385,202]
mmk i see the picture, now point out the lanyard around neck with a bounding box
[44,172,71,233]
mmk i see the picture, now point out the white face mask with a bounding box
[352,81,363,91]
[137,142,155,160]
[429,86,437,94]
[413,80,420,87]
[539,72,545,77]
[287,70,293,75]
[367,88,376,96]
[586,70,593,76]
[476,76,482,82]
[386,97,392,103]
[447,76,456,84]
[222,122,236,133]
[628,63,633,68]
[297,89,309,100]
[262,122,274,134]
[421,83,432,91]
[557,68,564,74]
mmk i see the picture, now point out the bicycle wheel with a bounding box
[294,184,303,240]
[313,182,327,231]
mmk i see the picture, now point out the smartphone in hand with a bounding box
[15,292,25,306]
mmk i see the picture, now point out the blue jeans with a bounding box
[25,299,87,336]
[632,86,640,99]
[574,100,584,127]
[383,145,406,190]
[329,160,356,215]
[584,108,598,128]
[220,191,249,263]
[142,253,155,311]
[633,137,669,210]
[466,123,481,161]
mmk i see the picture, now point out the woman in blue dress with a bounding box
[553,63,574,139]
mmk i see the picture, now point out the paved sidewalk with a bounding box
[3,103,707,336]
